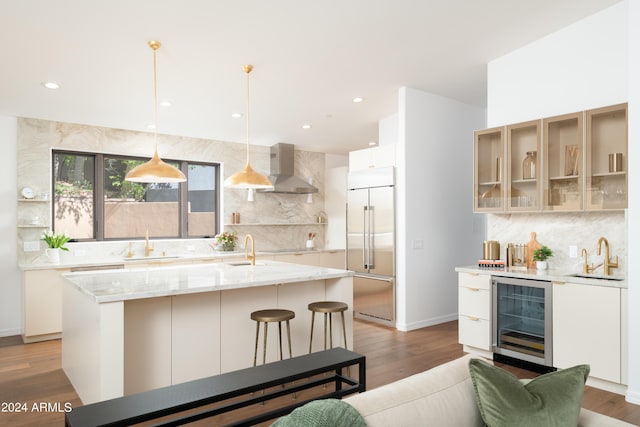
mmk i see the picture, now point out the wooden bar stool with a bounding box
[250,309,295,366]
[308,301,349,353]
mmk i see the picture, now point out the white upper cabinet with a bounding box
[349,145,396,171]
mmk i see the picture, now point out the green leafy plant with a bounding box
[533,245,553,261]
[42,230,71,251]
[215,231,237,250]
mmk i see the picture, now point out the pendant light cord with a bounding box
[151,42,159,151]
[244,65,252,166]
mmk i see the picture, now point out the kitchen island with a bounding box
[62,260,353,404]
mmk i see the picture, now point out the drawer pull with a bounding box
[468,316,480,321]
[468,288,480,292]
[552,281,566,285]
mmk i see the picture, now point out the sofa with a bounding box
[343,354,634,426]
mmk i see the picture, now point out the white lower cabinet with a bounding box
[458,273,492,352]
[553,281,621,383]
[22,269,68,341]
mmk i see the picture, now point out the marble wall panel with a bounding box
[17,118,327,264]
[487,211,626,274]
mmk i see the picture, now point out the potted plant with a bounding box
[42,230,71,263]
[215,231,238,251]
[533,245,553,270]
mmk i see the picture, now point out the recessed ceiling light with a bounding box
[159,100,172,107]
[302,124,312,129]
[42,81,60,90]
[368,141,377,146]
[352,97,364,103]
[231,113,243,119]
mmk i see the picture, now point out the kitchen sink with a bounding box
[566,273,624,281]
[226,261,267,267]
[124,255,180,261]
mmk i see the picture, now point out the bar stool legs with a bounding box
[308,301,349,353]
[251,309,295,366]
[250,309,296,400]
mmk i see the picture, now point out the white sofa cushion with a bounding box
[345,354,484,427]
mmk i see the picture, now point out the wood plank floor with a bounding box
[0,320,639,426]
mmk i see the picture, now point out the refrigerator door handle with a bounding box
[368,205,374,269]
[362,205,368,269]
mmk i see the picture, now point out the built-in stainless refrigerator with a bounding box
[347,166,395,326]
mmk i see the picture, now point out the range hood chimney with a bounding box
[258,143,318,194]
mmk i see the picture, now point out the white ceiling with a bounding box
[0,0,621,154]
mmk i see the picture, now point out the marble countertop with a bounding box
[455,266,627,288]
[20,248,343,271]
[63,260,354,303]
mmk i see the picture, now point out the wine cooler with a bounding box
[492,276,552,367]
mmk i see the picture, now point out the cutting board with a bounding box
[526,232,541,268]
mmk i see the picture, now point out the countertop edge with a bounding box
[455,266,627,288]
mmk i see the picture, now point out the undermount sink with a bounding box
[124,255,180,261]
[226,261,267,267]
[566,273,624,281]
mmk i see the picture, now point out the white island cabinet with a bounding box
[62,260,353,404]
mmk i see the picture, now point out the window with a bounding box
[53,152,95,239]
[53,151,220,241]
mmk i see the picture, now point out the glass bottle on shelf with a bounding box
[522,151,537,180]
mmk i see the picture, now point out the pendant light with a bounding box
[224,65,273,189]
[125,41,187,183]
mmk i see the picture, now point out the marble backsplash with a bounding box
[17,118,327,264]
[487,211,627,276]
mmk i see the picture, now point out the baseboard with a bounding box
[626,388,640,405]
[396,313,458,332]
[0,327,21,338]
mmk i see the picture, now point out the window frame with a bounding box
[52,150,221,241]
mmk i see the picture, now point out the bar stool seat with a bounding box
[308,301,348,353]
[250,309,295,367]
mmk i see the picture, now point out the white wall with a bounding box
[626,0,640,405]
[0,115,21,336]
[396,87,485,331]
[487,2,627,127]
[486,0,640,403]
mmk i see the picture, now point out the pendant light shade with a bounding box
[125,40,186,183]
[224,64,273,189]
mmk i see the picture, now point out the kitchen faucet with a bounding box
[145,230,154,257]
[244,234,256,266]
[596,236,618,275]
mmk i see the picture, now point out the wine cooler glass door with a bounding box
[493,276,552,366]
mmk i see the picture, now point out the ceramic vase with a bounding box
[46,248,61,264]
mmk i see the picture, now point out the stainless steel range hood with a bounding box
[258,143,318,194]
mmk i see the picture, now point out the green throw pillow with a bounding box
[270,398,366,427]
[468,359,589,427]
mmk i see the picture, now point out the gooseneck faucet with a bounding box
[244,234,256,266]
[596,237,618,275]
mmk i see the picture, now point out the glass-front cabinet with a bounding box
[473,103,627,213]
[507,121,541,211]
[543,112,584,211]
[586,103,627,211]
[474,127,505,212]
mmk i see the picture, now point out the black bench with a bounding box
[65,347,366,427]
